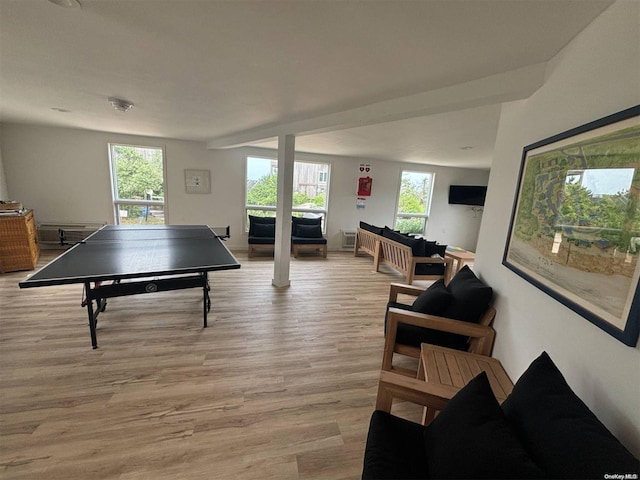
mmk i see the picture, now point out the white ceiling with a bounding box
[0,0,614,169]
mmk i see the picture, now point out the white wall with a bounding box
[0,125,487,252]
[0,145,8,200]
[476,0,640,455]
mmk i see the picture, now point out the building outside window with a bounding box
[394,170,434,234]
[108,144,166,225]
[245,156,330,230]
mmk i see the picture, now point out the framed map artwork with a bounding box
[503,105,640,346]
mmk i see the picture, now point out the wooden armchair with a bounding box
[382,282,496,377]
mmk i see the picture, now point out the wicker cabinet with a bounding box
[0,210,40,273]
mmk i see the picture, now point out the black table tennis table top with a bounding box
[19,225,241,288]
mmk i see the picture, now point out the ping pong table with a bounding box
[19,225,240,349]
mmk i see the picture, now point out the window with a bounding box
[394,170,434,234]
[109,144,166,225]
[245,156,330,230]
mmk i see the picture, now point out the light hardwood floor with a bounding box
[1,249,421,480]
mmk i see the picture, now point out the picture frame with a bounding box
[184,169,211,194]
[503,105,640,346]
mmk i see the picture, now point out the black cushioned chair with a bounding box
[291,216,327,258]
[363,352,639,479]
[383,266,496,376]
[247,215,276,257]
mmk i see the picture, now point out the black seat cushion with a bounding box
[501,352,640,479]
[424,372,544,479]
[415,240,447,276]
[442,265,492,323]
[362,410,429,480]
[291,236,327,245]
[248,236,275,245]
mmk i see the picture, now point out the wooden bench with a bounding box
[354,227,453,284]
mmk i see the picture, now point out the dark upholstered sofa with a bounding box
[355,222,452,284]
[362,351,639,479]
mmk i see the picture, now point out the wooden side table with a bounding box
[444,249,475,275]
[417,343,513,424]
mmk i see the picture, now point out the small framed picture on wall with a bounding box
[184,169,211,194]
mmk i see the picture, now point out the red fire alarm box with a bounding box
[358,177,373,196]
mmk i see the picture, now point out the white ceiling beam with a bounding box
[206,62,547,149]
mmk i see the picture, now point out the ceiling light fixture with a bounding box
[48,0,81,7]
[108,97,134,112]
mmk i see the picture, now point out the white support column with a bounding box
[272,134,295,287]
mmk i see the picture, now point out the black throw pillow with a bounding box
[359,221,384,236]
[292,216,321,236]
[248,215,275,236]
[424,241,446,257]
[443,265,492,323]
[382,227,426,256]
[252,223,275,238]
[412,279,452,315]
[501,352,640,479]
[296,224,322,238]
[423,372,544,479]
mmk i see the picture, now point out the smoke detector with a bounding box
[108,97,134,112]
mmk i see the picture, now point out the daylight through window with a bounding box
[109,144,166,225]
[394,170,434,234]
[245,156,330,230]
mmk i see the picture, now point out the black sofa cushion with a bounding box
[424,372,544,479]
[248,215,275,236]
[442,265,492,323]
[382,227,426,257]
[502,352,640,479]
[412,279,451,314]
[359,221,384,236]
[292,216,321,236]
[362,410,429,480]
[385,296,468,352]
[295,224,322,238]
[252,222,275,238]
[383,274,486,352]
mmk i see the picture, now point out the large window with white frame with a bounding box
[108,144,166,225]
[394,170,435,234]
[245,156,330,230]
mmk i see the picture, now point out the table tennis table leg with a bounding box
[85,281,98,349]
[203,272,211,328]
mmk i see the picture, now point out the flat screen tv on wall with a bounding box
[448,185,487,206]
